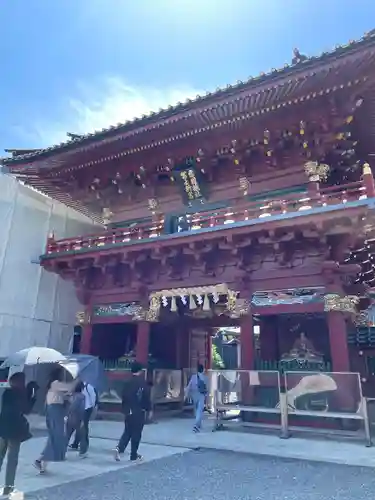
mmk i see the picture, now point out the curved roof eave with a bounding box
[2,32,375,167]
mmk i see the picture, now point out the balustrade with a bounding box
[45,181,368,255]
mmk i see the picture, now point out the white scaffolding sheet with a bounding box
[0,173,97,357]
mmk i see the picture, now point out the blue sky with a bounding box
[1,0,375,152]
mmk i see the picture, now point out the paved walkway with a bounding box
[28,449,375,500]
[28,414,375,468]
[5,435,188,496]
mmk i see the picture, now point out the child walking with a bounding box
[0,372,33,498]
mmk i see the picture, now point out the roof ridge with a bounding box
[3,31,375,166]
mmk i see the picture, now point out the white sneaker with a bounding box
[114,448,121,462]
[0,488,23,500]
[33,460,46,474]
[9,490,23,500]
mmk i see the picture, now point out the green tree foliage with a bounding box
[212,343,225,369]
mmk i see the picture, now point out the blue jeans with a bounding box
[193,395,205,429]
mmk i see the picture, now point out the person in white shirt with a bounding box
[69,382,97,456]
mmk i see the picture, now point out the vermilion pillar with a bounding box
[240,315,254,369]
[327,310,350,372]
[136,322,150,365]
[80,324,93,354]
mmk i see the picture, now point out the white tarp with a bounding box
[0,173,97,357]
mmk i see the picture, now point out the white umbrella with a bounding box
[59,360,79,379]
[0,347,66,368]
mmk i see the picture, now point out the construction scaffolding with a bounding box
[0,173,97,357]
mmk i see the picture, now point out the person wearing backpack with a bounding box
[113,362,151,462]
[69,382,97,457]
[184,364,208,433]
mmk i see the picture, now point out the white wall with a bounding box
[0,173,97,357]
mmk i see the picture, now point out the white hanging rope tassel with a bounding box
[203,294,211,311]
[189,295,197,310]
[170,296,177,312]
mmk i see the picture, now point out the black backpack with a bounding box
[197,374,207,395]
[135,385,151,411]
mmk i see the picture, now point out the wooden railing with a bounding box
[45,181,368,255]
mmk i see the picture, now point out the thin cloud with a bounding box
[13,77,202,148]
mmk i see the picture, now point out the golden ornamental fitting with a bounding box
[148,198,159,212]
[102,207,113,224]
[304,161,330,182]
[363,163,372,176]
[76,311,90,325]
[324,294,359,314]
[145,295,161,322]
[239,176,250,195]
[354,310,369,327]
[226,290,238,313]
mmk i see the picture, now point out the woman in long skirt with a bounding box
[34,367,78,473]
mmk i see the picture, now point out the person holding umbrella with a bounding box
[0,371,35,497]
[34,367,80,474]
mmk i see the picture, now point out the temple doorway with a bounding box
[213,327,240,369]
[90,321,180,370]
[91,323,137,368]
[149,323,179,369]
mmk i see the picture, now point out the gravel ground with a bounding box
[27,449,375,500]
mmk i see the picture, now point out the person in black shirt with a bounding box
[114,362,151,462]
[0,372,34,497]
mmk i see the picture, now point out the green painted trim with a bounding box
[109,216,152,230]
[93,302,140,317]
[248,185,306,202]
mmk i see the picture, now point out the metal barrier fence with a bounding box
[211,369,372,446]
[99,369,147,406]
[151,369,184,405]
[99,367,371,446]
[211,369,287,437]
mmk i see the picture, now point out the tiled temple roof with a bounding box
[2,31,375,167]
